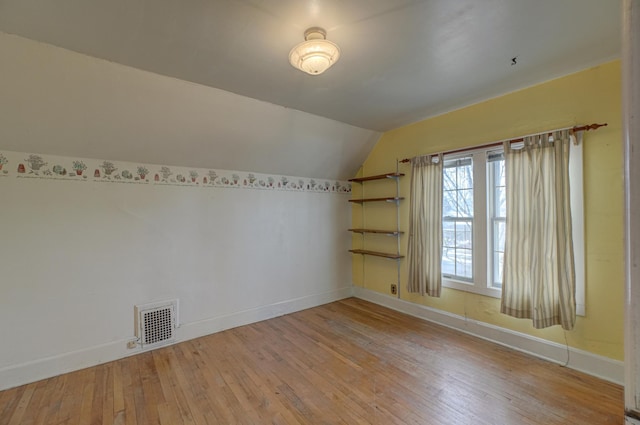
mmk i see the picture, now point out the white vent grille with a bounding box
[135,300,178,348]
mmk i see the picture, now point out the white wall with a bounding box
[0,152,353,390]
[0,32,380,181]
[0,31,367,390]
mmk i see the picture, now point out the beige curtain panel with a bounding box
[500,130,576,330]
[407,154,443,297]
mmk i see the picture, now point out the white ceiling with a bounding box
[0,0,621,132]
[0,0,622,179]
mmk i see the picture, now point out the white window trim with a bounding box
[442,156,475,282]
[441,143,585,317]
[442,149,500,298]
[569,140,586,316]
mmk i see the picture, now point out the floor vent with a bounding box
[134,300,178,348]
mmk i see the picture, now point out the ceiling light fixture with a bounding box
[289,27,340,76]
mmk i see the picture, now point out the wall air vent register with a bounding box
[134,300,178,348]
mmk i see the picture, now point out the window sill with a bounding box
[442,278,585,316]
[442,278,502,299]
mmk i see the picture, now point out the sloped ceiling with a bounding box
[0,0,621,179]
[0,33,379,180]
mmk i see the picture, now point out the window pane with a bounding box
[455,221,473,279]
[492,159,506,218]
[443,167,457,191]
[455,249,473,279]
[494,221,505,252]
[443,191,457,217]
[493,252,504,289]
[443,220,456,248]
[442,247,455,276]
[495,160,506,186]
[457,163,473,190]
[492,220,505,288]
[456,221,472,249]
[495,186,506,217]
[457,189,474,218]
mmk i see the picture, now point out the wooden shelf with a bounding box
[349,197,404,204]
[349,249,404,259]
[349,228,404,235]
[349,170,404,273]
[349,173,404,183]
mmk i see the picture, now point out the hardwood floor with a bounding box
[0,298,623,424]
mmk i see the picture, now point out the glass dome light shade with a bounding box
[289,28,340,75]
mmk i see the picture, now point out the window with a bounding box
[441,149,496,298]
[487,152,505,290]
[442,157,474,281]
[440,143,585,315]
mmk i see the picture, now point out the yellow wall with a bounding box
[352,61,624,360]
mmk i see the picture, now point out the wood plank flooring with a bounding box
[0,298,623,424]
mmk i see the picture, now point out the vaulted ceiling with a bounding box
[0,0,621,179]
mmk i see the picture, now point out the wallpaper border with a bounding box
[0,151,352,194]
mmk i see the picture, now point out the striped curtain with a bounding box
[500,130,576,330]
[407,154,443,296]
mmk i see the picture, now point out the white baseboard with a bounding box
[2,285,620,391]
[178,286,354,341]
[353,286,623,385]
[0,286,354,391]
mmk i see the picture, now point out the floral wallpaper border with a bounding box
[0,151,352,194]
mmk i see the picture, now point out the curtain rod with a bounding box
[399,123,608,164]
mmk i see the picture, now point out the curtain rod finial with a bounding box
[578,123,608,132]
